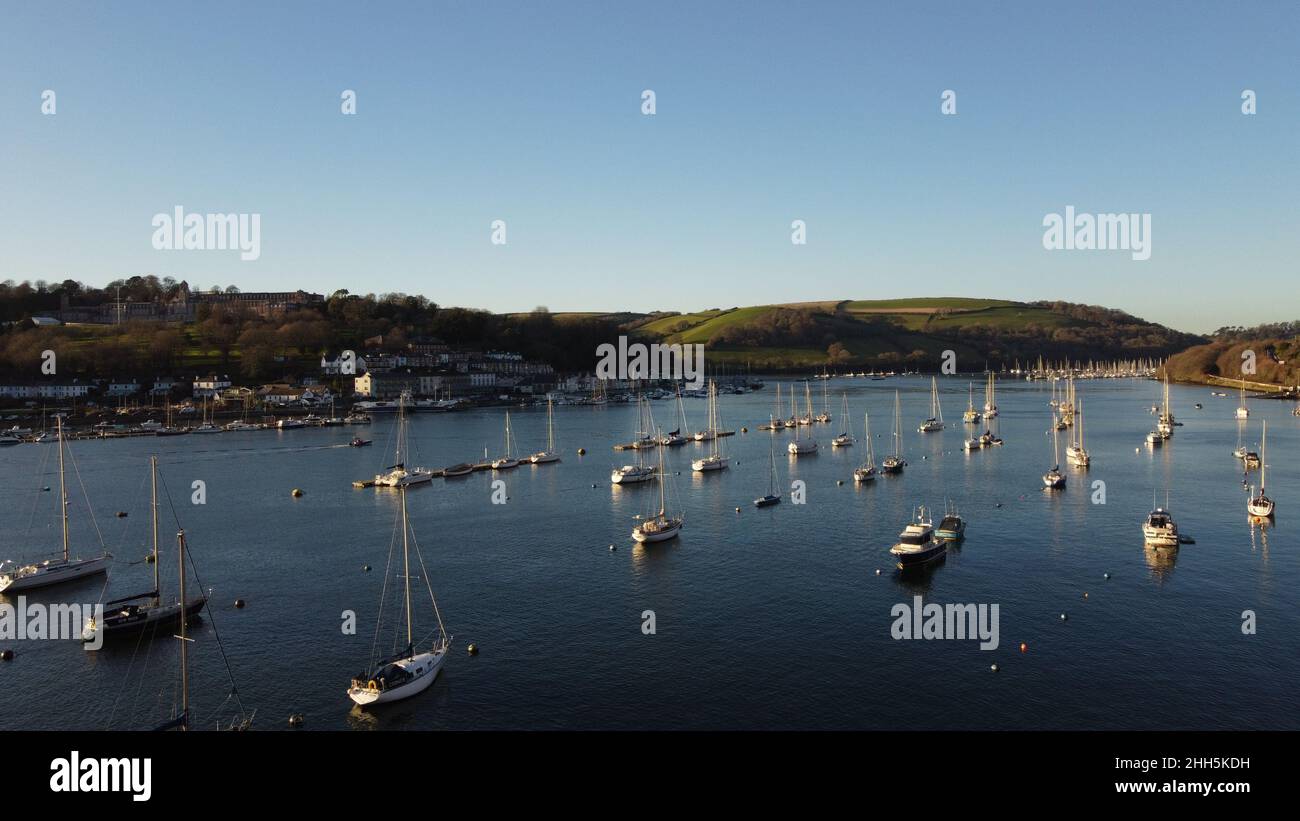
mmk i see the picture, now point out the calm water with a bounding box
[2,377,1295,730]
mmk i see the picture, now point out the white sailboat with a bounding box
[0,417,110,593]
[1236,379,1250,420]
[1157,376,1174,436]
[612,397,658,483]
[633,440,684,543]
[1247,420,1275,518]
[787,387,818,454]
[918,377,944,432]
[691,381,729,471]
[983,372,998,417]
[881,391,906,473]
[853,413,877,482]
[1043,412,1065,489]
[1065,397,1090,467]
[797,382,814,426]
[1233,418,1248,460]
[529,398,561,463]
[963,382,981,424]
[373,396,434,487]
[831,394,854,447]
[348,478,451,707]
[815,380,832,424]
[490,411,520,469]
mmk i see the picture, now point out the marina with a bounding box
[1,374,1296,730]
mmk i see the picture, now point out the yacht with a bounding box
[1146,430,1164,448]
[963,382,981,424]
[373,399,434,487]
[1247,421,1275,518]
[754,436,782,507]
[787,388,818,455]
[1065,398,1090,467]
[889,506,946,567]
[490,411,520,470]
[881,391,906,474]
[1043,413,1066,489]
[853,413,877,482]
[0,418,110,593]
[529,398,562,463]
[983,373,998,417]
[1235,379,1250,420]
[831,393,854,447]
[348,467,451,707]
[614,398,659,483]
[1142,507,1180,548]
[633,442,683,542]
[918,377,944,432]
[691,382,729,472]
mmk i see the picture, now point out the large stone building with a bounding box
[58,283,323,323]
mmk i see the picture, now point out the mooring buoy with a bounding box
[234,599,246,609]
[1019,642,1027,653]
[288,713,304,728]
[291,488,303,498]
[577,448,586,455]
[467,644,479,656]
[1,649,14,661]
[990,664,999,672]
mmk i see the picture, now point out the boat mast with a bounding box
[57,416,69,562]
[177,528,189,730]
[657,435,667,517]
[401,484,413,654]
[151,455,160,600]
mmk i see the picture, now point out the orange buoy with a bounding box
[1019,642,1027,653]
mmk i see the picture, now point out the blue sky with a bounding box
[1,1,1297,333]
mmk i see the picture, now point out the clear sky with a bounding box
[2,1,1297,333]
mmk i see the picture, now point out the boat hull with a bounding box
[0,556,109,593]
[348,650,446,707]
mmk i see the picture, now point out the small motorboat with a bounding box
[350,437,372,447]
[889,506,946,568]
[1142,507,1179,548]
[935,505,966,542]
[442,463,474,478]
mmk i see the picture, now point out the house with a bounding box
[152,377,181,396]
[105,379,141,397]
[0,382,94,399]
[193,374,232,397]
[320,352,367,376]
[258,383,305,405]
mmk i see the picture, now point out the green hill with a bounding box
[629,298,1203,370]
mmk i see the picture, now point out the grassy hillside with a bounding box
[630,297,1202,370]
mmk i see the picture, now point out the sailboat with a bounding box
[815,380,832,424]
[783,382,798,428]
[373,396,434,487]
[831,394,854,447]
[1157,376,1174,436]
[963,382,982,424]
[918,377,944,432]
[1236,379,1250,420]
[1066,398,1090,467]
[612,397,658,483]
[691,381,729,471]
[347,475,451,707]
[633,440,684,542]
[787,387,818,454]
[191,396,221,434]
[798,382,814,426]
[0,417,110,593]
[983,372,998,417]
[881,392,906,474]
[754,436,782,507]
[1247,420,1275,518]
[1233,418,1248,460]
[660,389,689,446]
[490,411,520,469]
[82,456,208,643]
[1043,412,1065,489]
[853,413,877,482]
[530,398,562,463]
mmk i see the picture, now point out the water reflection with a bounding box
[1143,544,1178,580]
